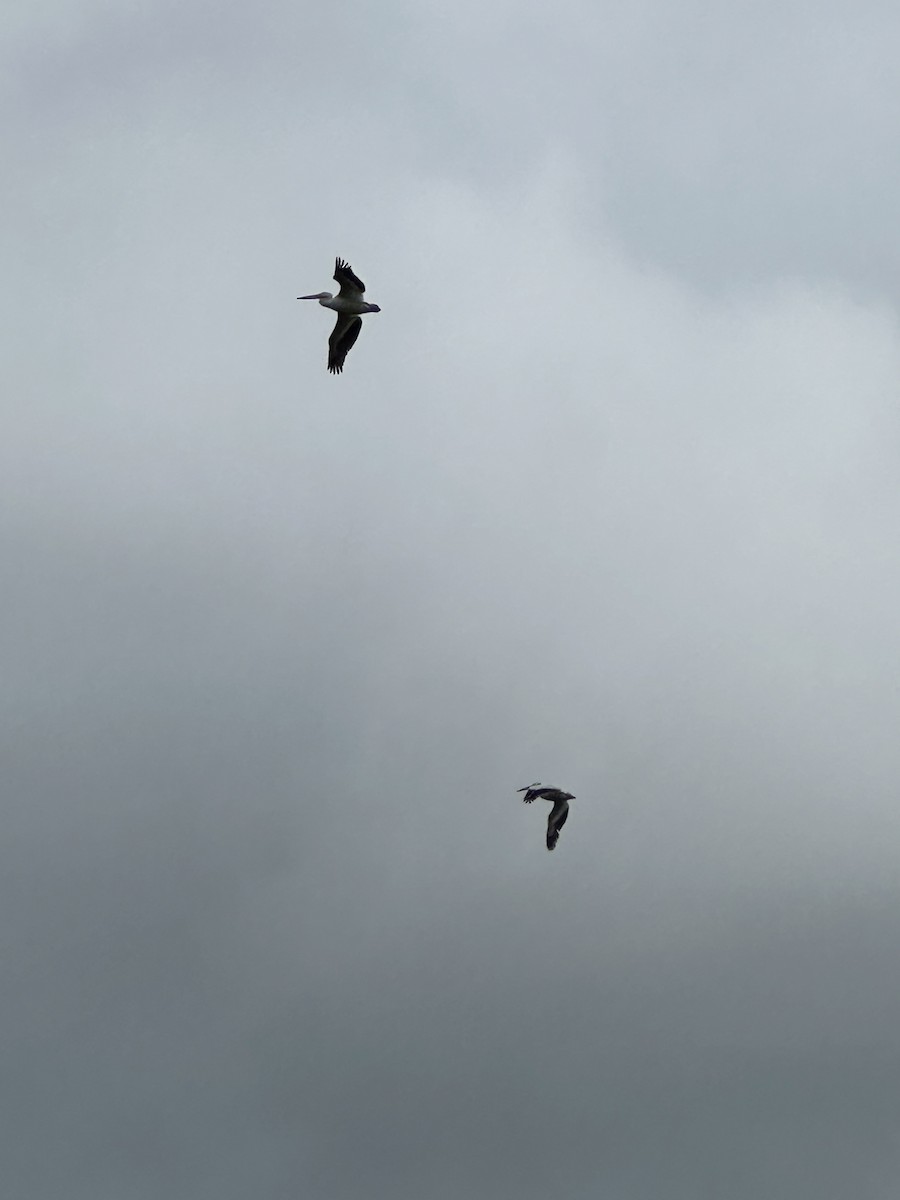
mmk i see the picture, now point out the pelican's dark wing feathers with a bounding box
[328,313,363,374]
[334,257,366,297]
[546,797,569,851]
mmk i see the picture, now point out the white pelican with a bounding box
[517,783,574,851]
[298,257,381,374]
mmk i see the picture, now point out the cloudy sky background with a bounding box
[5,2,900,1196]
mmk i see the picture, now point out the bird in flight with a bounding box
[518,783,574,851]
[298,257,381,374]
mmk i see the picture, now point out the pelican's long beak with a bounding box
[297,294,320,300]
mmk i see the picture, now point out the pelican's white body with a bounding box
[311,292,380,316]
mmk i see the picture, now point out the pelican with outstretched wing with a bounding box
[517,783,574,851]
[298,258,381,374]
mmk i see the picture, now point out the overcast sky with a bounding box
[5,2,900,1197]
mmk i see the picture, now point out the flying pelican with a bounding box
[298,257,381,374]
[517,783,574,851]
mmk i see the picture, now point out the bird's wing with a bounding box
[328,313,363,374]
[333,257,366,299]
[546,798,569,850]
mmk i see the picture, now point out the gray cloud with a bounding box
[4,2,900,1197]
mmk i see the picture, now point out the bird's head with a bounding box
[366,302,381,313]
[297,291,333,301]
